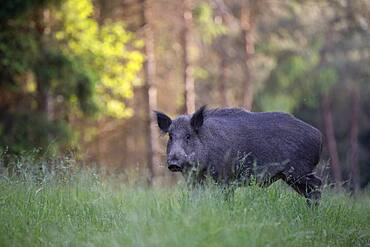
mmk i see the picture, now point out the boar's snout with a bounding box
[167,154,185,172]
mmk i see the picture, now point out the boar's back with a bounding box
[201,108,322,175]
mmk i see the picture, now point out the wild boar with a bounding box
[155,106,322,203]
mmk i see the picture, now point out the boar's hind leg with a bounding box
[284,174,322,206]
[253,162,287,187]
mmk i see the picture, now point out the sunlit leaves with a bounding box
[55,0,143,118]
[0,0,144,154]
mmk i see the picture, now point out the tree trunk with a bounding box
[35,9,53,121]
[349,86,360,193]
[181,0,195,114]
[321,92,342,186]
[97,0,108,24]
[240,4,255,111]
[142,0,159,185]
[218,52,228,106]
[36,82,53,121]
[214,7,229,107]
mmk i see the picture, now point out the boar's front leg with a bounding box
[183,165,207,188]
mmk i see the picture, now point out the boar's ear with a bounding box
[191,105,206,133]
[154,111,172,133]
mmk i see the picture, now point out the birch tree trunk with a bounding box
[218,54,228,106]
[182,0,195,114]
[240,3,255,111]
[142,0,159,185]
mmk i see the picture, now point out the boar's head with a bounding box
[155,106,206,172]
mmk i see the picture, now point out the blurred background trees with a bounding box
[0,0,143,154]
[0,0,369,189]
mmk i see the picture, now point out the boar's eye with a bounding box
[185,134,191,141]
[168,133,173,141]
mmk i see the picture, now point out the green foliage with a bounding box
[0,0,60,21]
[194,2,227,44]
[55,0,144,118]
[259,94,297,113]
[316,68,338,92]
[0,112,72,155]
[257,51,315,112]
[0,33,37,79]
[0,166,370,246]
[0,0,143,155]
[256,47,338,112]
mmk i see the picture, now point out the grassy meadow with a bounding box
[0,161,370,247]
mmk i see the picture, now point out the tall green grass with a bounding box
[0,165,370,247]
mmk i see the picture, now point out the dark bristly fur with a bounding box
[155,106,323,204]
